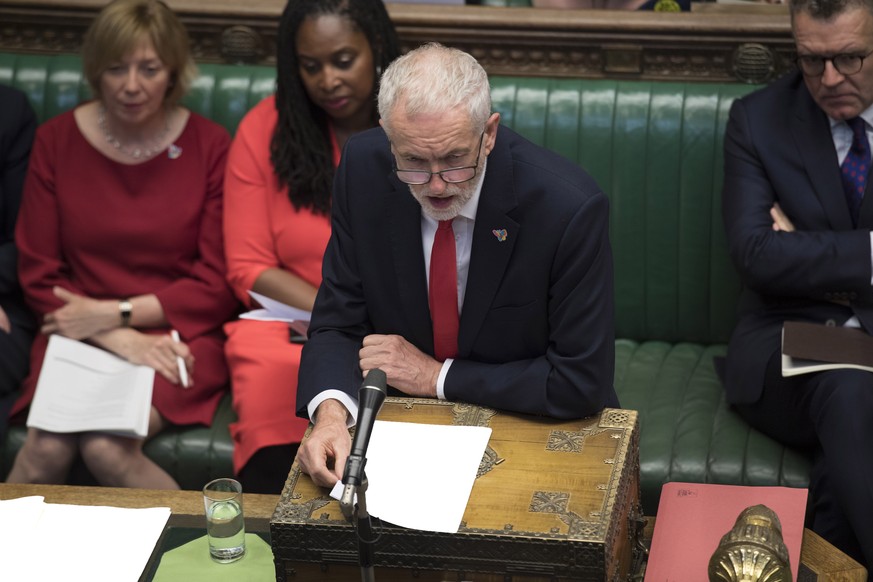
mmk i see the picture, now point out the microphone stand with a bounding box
[340,368,387,581]
[340,471,377,582]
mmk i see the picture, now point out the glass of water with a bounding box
[203,477,246,563]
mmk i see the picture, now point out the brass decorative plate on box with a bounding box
[270,398,643,581]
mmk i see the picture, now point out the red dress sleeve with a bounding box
[15,113,86,317]
[223,97,282,306]
[153,115,239,339]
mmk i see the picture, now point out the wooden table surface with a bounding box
[0,483,281,531]
[2,483,865,580]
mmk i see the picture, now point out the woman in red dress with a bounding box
[223,0,399,492]
[6,0,238,488]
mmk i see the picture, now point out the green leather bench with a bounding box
[0,52,811,512]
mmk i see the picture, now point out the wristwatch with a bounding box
[118,299,133,327]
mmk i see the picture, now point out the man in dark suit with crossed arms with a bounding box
[723,0,873,565]
[296,43,617,488]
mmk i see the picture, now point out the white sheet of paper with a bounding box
[241,290,311,323]
[0,496,170,582]
[0,496,45,552]
[26,335,155,437]
[331,420,492,533]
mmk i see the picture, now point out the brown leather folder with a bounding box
[782,321,873,370]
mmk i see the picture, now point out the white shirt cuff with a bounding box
[436,359,453,400]
[307,389,358,427]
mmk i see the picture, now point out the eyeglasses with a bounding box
[393,132,484,185]
[796,48,873,77]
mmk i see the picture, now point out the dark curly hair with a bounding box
[271,0,400,216]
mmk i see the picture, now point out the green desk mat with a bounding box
[143,527,273,581]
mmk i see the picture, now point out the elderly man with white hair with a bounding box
[295,43,618,488]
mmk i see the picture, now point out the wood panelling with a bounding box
[0,0,794,82]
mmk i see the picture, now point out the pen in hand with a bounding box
[170,329,190,388]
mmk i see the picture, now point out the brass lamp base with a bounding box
[708,504,792,582]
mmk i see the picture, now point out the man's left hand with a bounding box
[359,334,441,397]
[771,203,796,232]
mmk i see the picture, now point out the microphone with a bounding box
[342,368,388,488]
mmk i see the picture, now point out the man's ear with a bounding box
[484,112,501,155]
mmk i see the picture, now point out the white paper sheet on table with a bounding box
[0,495,171,582]
[331,420,492,533]
[240,290,311,324]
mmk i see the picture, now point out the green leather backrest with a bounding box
[0,53,91,122]
[0,52,759,345]
[0,53,277,133]
[492,77,760,344]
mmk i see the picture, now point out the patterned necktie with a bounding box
[430,220,459,361]
[841,117,871,226]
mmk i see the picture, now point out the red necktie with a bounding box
[430,220,459,361]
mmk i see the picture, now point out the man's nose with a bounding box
[821,60,845,87]
[426,171,449,193]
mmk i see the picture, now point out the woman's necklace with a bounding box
[97,104,171,160]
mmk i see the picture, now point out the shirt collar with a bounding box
[828,104,873,131]
[458,158,486,222]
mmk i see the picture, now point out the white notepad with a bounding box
[26,335,155,438]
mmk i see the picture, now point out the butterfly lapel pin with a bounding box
[492,229,508,242]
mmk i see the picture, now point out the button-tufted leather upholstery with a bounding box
[0,53,811,509]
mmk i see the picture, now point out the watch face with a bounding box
[119,300,132,326]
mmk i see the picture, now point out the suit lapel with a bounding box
[787,84,873,330]
[859,126,873,227]
[458,134,519,356]
[791,87,854,229]
[387,176,433,352]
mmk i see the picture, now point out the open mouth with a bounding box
[428,196,454,209]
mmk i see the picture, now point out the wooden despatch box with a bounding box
[270,398,643,581]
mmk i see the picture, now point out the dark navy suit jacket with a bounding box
[723,71,873,404]
[298,124,618,419]
[0,84,37,422]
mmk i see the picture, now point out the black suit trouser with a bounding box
[0,300,35,436]
[734,349,873,567]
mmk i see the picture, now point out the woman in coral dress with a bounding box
[223,0,399,492]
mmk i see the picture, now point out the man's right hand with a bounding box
[297,399,352,488]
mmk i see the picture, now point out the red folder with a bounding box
[644,482,807,581]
